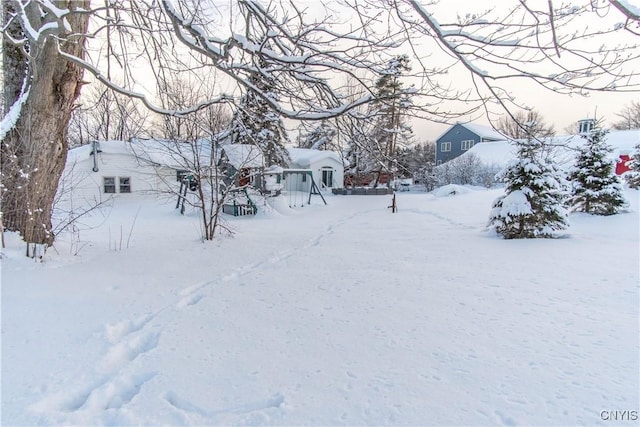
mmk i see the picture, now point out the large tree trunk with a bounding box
[1,1,90,256]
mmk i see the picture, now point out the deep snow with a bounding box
[2,187,639,426]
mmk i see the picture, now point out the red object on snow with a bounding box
[616,154,633,175]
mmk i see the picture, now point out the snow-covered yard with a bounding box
[2,187,639,426]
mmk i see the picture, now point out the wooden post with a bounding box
[388,193,397,213]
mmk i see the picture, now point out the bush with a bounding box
[434,153,502,188]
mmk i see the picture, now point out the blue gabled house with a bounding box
[435,122,507,164]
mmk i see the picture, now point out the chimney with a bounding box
[578,119,595,135]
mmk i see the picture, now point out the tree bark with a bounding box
[1,1,90,252]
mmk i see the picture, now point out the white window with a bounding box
[441,142,451,152]
[119,177,131,193]
[461,140,475,150]
[104,177,116,193]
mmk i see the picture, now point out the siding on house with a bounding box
[436,124,482,164]
[435,123,506,164]
[62,141,175,204]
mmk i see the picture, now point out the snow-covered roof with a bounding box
[287,148,342,168]
[66,139,202,170]
[67,139,266,170]
[462,128,640,169]
[66,140,125,163]
[433,122,507,143]
[220,144,264,169]
[264,165,284,174]
[459,123,508,141]
[464,140,517,166]
[130,139,197,168]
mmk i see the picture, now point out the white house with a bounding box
[61,142,344,211]
[285,148,344,192]
[61,140,180,204]
[62,139,272,199]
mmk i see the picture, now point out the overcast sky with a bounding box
[405,0,640,140]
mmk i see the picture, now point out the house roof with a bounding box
[287,148,342,168]
[67,139,200,169]
[459,123,507,141]
[220,144,264,169]
[434,122,508,143]
[461,128,640,169]
[67,140,130,163]
[67,139,265,170]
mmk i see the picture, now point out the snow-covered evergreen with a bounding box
[568,127,627,215]
[624,143,640,189]
[230,66,291,167]
[488,133,569,239]
[368,55,414,180]
[297,121,337,150]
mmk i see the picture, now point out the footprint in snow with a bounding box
[176,293,203,309]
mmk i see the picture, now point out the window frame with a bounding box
[119,176,131,193]
[461,140,475,150]
[440,142,451,152]
[103,176,116,194]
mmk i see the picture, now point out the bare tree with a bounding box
[68,85,152,147]
[496,109,556,140]
[611,100,640,130]
[141,131,256,241]
[142,75,235,241]
[155,75,232,142]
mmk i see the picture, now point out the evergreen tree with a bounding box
[368,55,414,185]
[488,130,569,239]
[624,143,640,189]
[342,116,378,186]
[568,126,627,215]
[230,66,290,166]
[297,121,337,150]
[395,142,436,184]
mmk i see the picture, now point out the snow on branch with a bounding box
[7,0,76,45]
[159,0,380,120]
[56,43,233,117]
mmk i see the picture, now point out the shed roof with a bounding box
[220,144,264,169]
[287,148,342,168]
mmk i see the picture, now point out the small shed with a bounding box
[286,148,344,191]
